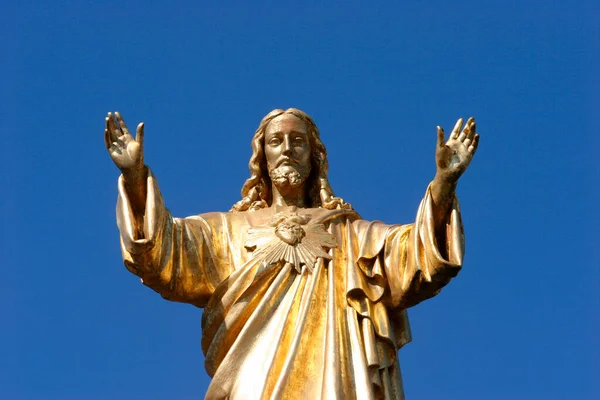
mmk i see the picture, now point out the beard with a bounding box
[269,163,310,188]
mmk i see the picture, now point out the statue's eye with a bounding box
[269,138,282,146]
[294,136,306,144]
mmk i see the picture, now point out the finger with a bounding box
[463,117,475,141]
[463,138,472,147]
[468,134,480,153]
[436,126,445,148]
[136,122,144,147]
[460,117,474,142]
[104,128,112,149]
[451,118,463,139]
[106,114,120,143]
[467,117,476,140]
[115,111,130,137]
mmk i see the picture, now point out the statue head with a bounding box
[231,108,351,212]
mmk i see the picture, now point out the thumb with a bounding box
[136,122,145,148]
[436,126,445,148]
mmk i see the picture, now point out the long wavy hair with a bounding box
[230,108,351,212]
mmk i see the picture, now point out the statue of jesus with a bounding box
[104,108,480,400]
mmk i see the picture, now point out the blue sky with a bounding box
[2,1,598,399]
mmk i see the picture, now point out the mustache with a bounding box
[276,157,299,167]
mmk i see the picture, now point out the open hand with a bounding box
[435,117,479,184]
[104,112,144,173]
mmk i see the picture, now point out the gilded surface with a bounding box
[105,108,479,399]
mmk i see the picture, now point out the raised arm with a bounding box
[378,118,480,309]
[104,112,230,307]
[430,117,479,255]
[104,112,148,235]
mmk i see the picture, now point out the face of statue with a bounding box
[264,113,312,189]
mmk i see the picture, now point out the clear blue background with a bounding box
[2,1,598,399]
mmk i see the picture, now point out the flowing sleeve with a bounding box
[343,186,464,394]
[116,169,232,308]
[382,185,465,310]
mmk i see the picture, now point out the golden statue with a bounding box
[104,108,480,400]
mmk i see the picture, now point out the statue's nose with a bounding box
[282,136,293,155]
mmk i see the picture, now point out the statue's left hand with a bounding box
[430,117,479,233]
[435,117,479,185]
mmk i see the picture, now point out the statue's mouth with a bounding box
[277,158,298,167]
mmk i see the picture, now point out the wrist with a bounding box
[121,165,148,216]
[122,164,147,182]
[431,173,457,203]
[433,171,456,190]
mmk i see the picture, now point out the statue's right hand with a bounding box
[104,112,144,173]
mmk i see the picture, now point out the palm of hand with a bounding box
[436,117,479,183]
[104,112,144,171]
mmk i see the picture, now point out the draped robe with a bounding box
[117,171,464,400]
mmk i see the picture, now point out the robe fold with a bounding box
[117,170,464,400]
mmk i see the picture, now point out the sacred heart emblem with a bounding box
[245,212,337,273]
[275,221,306,245]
